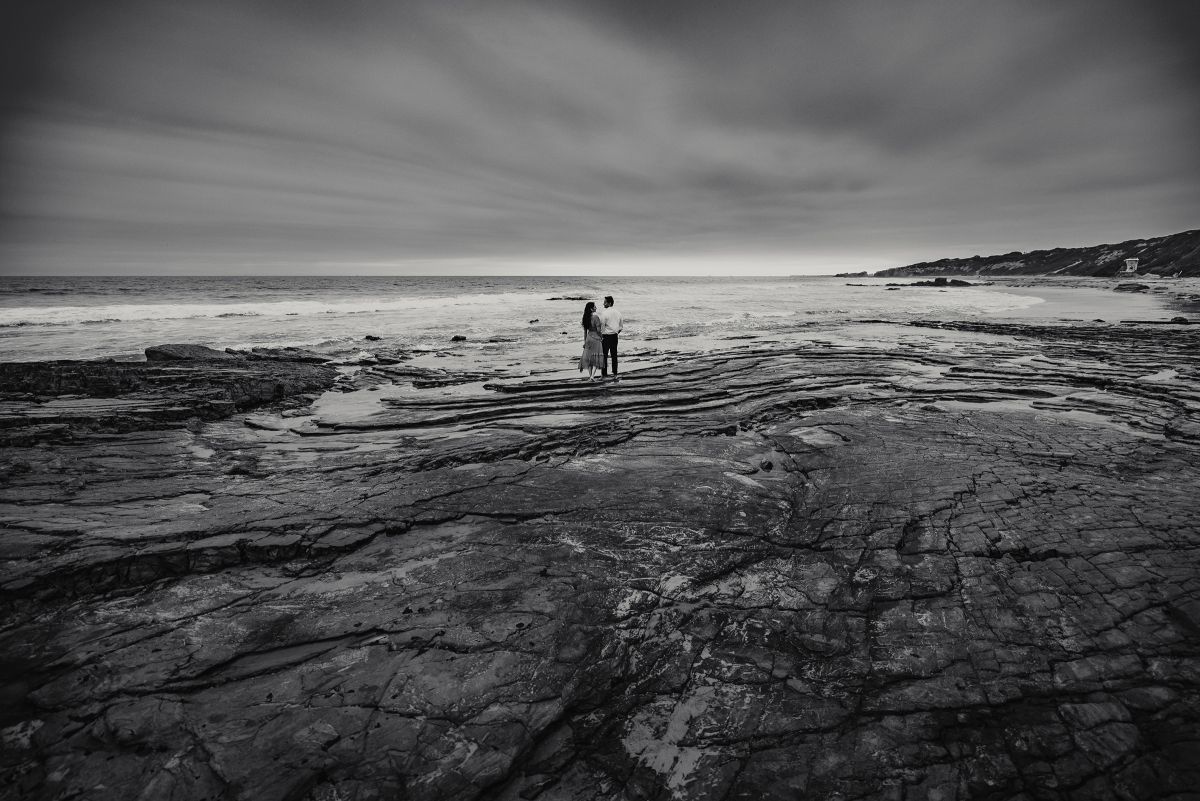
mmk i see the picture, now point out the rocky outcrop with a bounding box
[1,323,1199,800]
[145,344,238,361]
[224,347,333,363]
[0,349,338,445]
[886,277,981,288]
[874,228,1200,278]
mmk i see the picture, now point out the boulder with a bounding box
[451,335,467,342]
[1113,283,1150,293]
[1171,317,1190,325]
[145,344,237,361]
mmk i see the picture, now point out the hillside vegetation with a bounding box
[874,228,1200,278]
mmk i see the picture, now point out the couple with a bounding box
[579,295,623,382]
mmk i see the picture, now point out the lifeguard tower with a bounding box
[1119,258,1139,275]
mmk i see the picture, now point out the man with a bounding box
[598,295,623,381]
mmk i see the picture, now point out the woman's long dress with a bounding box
[579,317,604,371]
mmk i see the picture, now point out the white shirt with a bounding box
[598,306,623,335]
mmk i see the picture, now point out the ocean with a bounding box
[0,275,1146,374]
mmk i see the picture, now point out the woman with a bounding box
[578,301,604,381]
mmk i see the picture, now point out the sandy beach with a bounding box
[2,283,1199,800]
[981,276,1200,321]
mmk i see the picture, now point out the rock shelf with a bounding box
[1,321,1198,800]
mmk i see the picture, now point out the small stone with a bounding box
[451,335,467,342]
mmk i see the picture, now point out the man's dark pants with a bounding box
[601,334,619,377]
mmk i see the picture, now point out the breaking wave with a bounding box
[0,291,536,329]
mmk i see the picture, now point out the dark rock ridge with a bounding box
[224,346,333,363]
[887,278,981,288]
[0,349,338,445]
[1,322,1199,799]
[144,343,237,361]
[874,227,1200,278]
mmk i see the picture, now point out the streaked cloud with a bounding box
[1,0,1197,274]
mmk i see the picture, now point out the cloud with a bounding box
[1,0,1197,273]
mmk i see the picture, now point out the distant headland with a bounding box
[870,227,1200,278]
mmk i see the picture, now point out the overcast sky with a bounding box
[1,0,1197,275]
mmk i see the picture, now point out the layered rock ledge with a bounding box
[1,321,1199,800]
[0,350,338,445]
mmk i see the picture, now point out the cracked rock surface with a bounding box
[2,321,1199,800]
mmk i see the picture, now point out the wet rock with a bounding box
[2,320,1200,800]
[1114,283,1150,292]
[373,352,410,365]
[0,357,337,445]
[226,346,332,363]
[145,343,237,361]
[1171,316,1190,324]
[450,335,467,342]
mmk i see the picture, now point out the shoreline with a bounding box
[4,274,1197,368]
[981,274,1200,320]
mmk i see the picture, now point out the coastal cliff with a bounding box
[874,228,1200,278]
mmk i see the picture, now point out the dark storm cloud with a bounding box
[0,0,1197,274]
